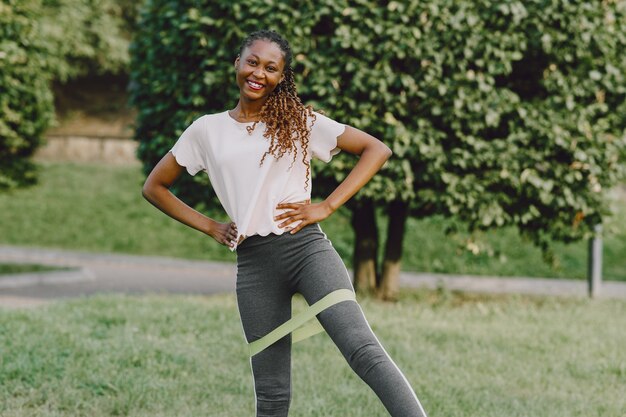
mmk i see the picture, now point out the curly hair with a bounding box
[238,30,316,191]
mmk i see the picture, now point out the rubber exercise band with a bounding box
[248,289,357,357]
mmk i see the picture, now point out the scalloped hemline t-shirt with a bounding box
[169,110,346,251]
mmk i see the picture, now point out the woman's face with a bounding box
[234,39,286,102]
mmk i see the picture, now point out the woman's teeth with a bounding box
[247,80,263,90]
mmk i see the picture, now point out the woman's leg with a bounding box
[291,226,428,417]
[236,239,294,417]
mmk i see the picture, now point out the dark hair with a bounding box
[238,30,316,191]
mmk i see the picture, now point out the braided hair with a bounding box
[238,30,316,191]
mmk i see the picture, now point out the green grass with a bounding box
[0,264,71,275]
[0,290,624,416]
[0,161,624,281]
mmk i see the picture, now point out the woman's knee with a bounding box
[251,343,292,413]
[347,341,389,377]
[255,378,291,416]
[256,382,291,404]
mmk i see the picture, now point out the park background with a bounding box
[1,0,625,416]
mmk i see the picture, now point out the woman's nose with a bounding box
[253,68,264,78]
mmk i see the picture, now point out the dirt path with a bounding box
[1,245,625,310]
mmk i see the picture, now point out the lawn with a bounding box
[0,264,70,275]
[0,290,624,416]
[0,161,624,280]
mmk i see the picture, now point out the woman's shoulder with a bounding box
[193,111,228,125]
[309,109,328,119]
[307,110,346,130]
[307,110,335,126]
[180,112,228,142]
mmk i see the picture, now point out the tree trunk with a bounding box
[351,199,379,293]
[379,200,409,301]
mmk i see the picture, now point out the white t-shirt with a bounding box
[169,110,346,251]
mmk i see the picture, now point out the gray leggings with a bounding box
[235,223,427,417]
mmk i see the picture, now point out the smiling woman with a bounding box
[140,29,425,417]
[229,31,318,200]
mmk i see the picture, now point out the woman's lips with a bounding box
[247,80,264,90]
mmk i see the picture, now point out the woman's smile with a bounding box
[234,39,285,102]
[246,79,264,90]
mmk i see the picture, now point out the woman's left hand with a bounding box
[274,200,334,234]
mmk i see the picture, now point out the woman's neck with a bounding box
[230,100,266,122]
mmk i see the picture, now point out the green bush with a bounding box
[0,0,53,189]
[401,0,626,250]
[0,0,133,190]
[36,0,132,82]
[129,0,626,252]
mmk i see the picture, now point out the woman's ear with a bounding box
[234,55,240,68]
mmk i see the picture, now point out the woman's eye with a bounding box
[247,60,256,65]
[267,67,276,72]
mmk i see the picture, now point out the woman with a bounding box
[142,29,427,417]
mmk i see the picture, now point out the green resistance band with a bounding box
[248,288,357,357]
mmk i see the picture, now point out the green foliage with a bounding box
[0,0,133,190]
[400,0,626,252]
[36,0,132,81]
[129,0,626,251]
[0,0,53,189]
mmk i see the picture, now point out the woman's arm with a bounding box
[324,125,392,211]
[142,152,238,248]
[274,125,392,233]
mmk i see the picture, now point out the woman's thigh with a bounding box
[236,238,293,343]
[290,232,382,362]
[287,224,355,299]
[236,241,294,405]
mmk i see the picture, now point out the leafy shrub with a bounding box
[0,0,133,190]
[129,0,626,251]
[0,0,53,189]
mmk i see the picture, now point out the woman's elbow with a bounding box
[141,184,151,201]
[379,142,393,160]
[141,179,157,202]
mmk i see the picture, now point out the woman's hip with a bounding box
[235,222,341,289]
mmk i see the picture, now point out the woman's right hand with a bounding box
[209,221,238,248]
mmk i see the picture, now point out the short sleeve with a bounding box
[309,112,346,162]
[169,117,207,176]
